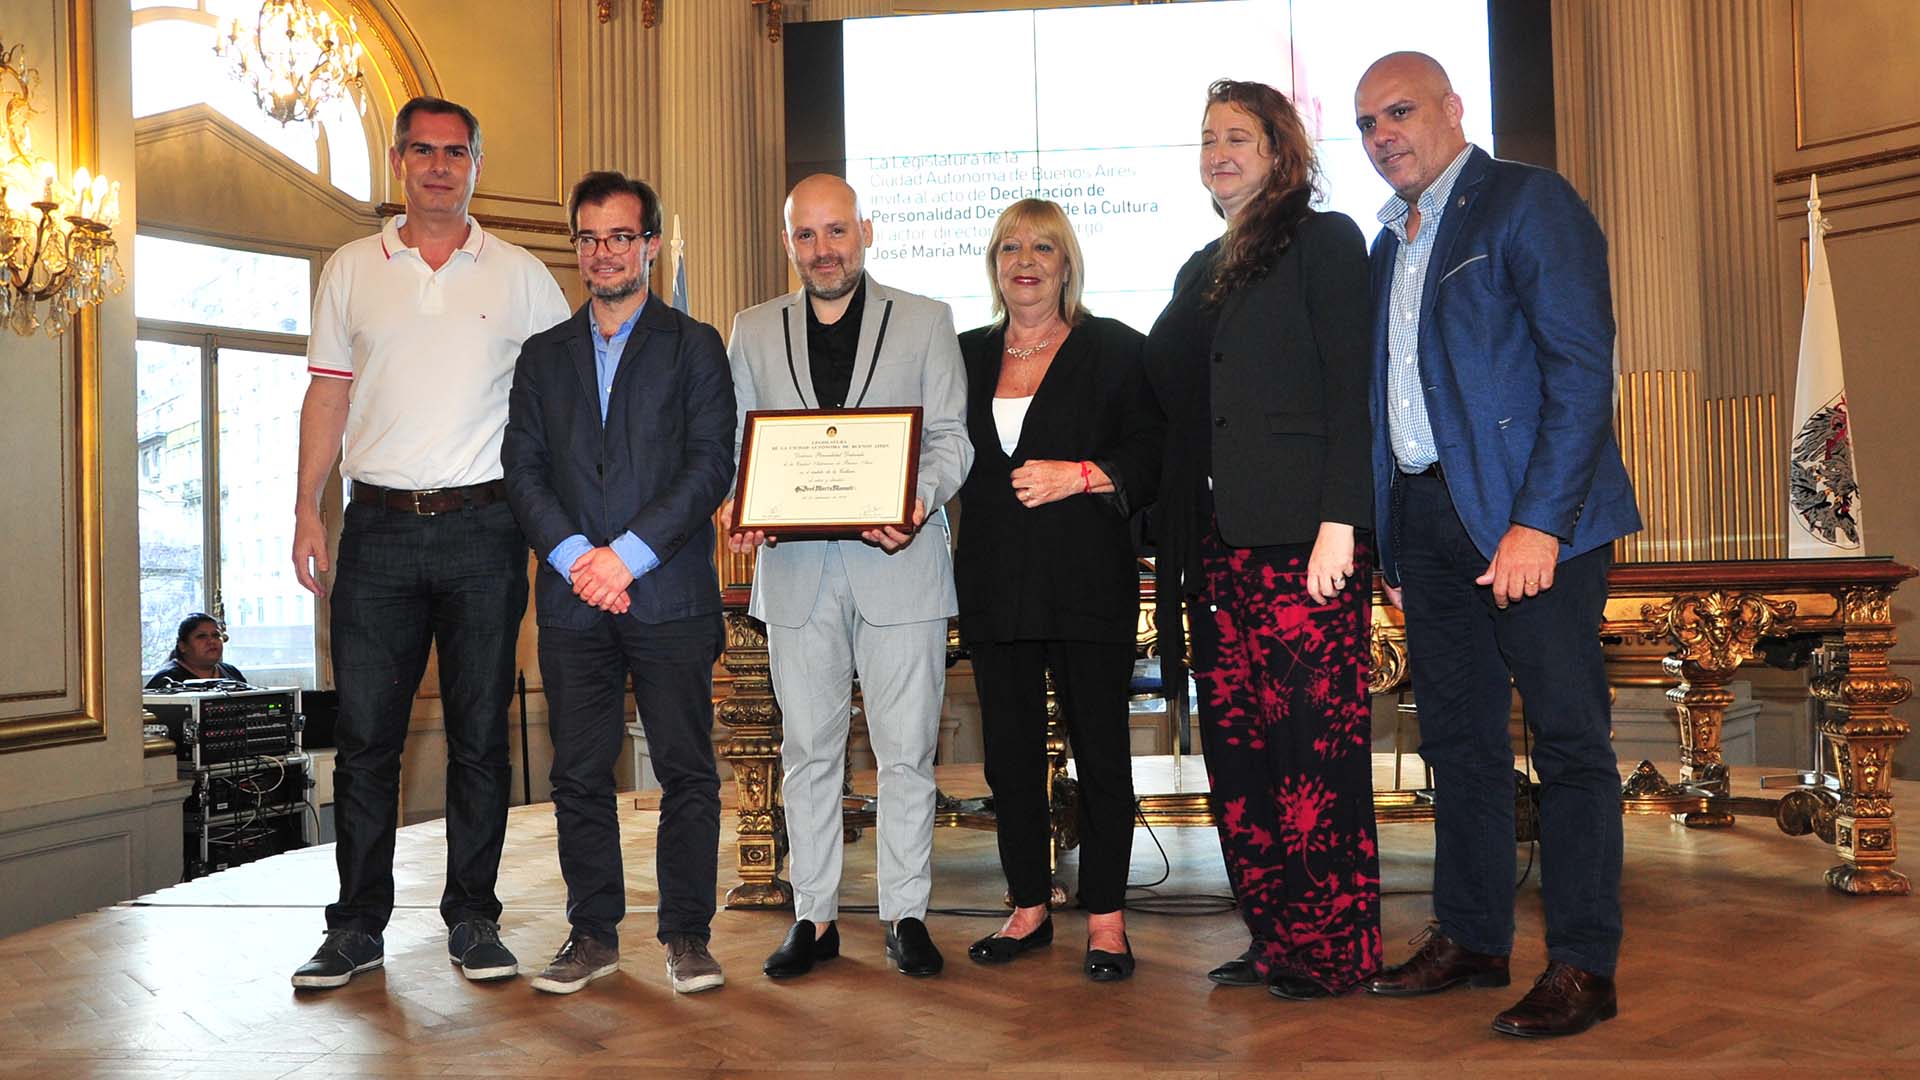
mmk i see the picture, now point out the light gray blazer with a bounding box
[727,275,973,628]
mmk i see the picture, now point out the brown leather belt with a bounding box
[350,479,507,515]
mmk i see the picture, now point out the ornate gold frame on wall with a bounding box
[0,0,106,753]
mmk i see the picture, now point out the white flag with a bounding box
[1787,174,1865,557]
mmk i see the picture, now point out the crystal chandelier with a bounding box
[215,0,367,127]
[0,37,123,339]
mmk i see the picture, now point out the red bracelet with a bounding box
[1080,460,1093,494]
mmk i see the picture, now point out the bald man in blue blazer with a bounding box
[1352,53,1640,1039]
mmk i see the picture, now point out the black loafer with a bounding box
[886,917,944,977]
[1084,934,1135,982]
[1207,943,1265,987]
[1268,973,1334,1000]
[763,920,838,979]
[967,917,1053,964]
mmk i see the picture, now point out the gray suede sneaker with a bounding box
[529,931,620,995]
[665,933,725,994]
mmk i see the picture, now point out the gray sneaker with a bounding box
[665,933,725,994]
[529,931,620,995]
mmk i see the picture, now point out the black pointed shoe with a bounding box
[967,917,1054,964]
[886,917,944,977]
[1268,973,1336,1001]
[1083,934,1135,982]
[763,920,839,979]
[1207,943,1265,987]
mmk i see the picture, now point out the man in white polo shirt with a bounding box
[288,96,570,990]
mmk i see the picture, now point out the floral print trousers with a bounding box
[1188,530,1383,993]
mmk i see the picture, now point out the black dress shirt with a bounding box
[806,275,867,409]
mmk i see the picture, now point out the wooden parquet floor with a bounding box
[3,759,1919,1079]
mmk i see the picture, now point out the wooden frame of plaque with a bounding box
[731,407,923,540]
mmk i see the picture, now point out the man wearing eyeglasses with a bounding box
[502,171,736,995]
[290,97,570,990]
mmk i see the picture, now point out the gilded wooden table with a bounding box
[716,558,1916,907]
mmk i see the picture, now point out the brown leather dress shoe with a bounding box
[1363,927,1510,996]
[1491,962,1617,1038]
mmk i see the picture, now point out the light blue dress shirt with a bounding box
[547,300,660,585]
[1377,143,1476,474]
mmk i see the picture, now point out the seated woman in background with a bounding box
[953,197,1164,983]
[145,612,247,688]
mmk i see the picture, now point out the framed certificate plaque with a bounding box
[731,407,922,539]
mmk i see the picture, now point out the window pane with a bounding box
[138,339,206,677]
[322,102,374,203]
[135,235,311,334]
[216,348,316,688]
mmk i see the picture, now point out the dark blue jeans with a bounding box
[538,612,724,947]
[325,498,528,934]
[1396,470,1623,976]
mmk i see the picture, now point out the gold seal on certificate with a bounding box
[731,407,923,539]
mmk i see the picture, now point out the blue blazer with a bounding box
[502,299,737,629]
[1367,147,1641,586]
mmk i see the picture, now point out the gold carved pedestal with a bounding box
[1811,588,1912,895]
[1636,590,1796,828]
[717,610,791,909]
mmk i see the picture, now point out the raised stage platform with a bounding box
[1,758,1916,1078]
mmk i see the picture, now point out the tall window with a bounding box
[131,1,375,202]
[136,235,320,687]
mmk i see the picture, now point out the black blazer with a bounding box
[502,300,737,630]
[1147,210,1374,579]
[953,315,1164,645]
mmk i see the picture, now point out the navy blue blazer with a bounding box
[1367,147,1641,586]
[502,298,737,629]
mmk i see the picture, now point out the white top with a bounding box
[306,214,571,489]
[991,394,1034,457]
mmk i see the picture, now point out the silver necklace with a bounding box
[1003,338,1053,360]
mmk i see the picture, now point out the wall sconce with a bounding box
[0,36,123,339]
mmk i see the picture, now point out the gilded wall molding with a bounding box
[2,0,106,753]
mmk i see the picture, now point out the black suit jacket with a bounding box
[1148,211,1374,576]
[502,299,737,630]
[954,315,1164,645]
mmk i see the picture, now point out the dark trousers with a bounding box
[326,499,528,934]
[538,611,724,947]
[970,639,1136,914]
[1396,469,1623,976]
[1188,531,1383,992]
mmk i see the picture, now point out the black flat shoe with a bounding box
[1207,943,1265,987]
[763,920,838,979]
[1268,973,1335,1001]
[967,916,1053,964]
[1083,934,1135,982]
[886,917,944,977]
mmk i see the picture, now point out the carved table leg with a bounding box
[1666,655,1736,828]
[1637,590,1797,828]
[718,612,793,909]
[1815,590,1913,896]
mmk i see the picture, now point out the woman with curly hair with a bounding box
[1143,79,1380,1001]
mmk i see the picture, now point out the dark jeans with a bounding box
[539,612,724,947]
[1396,470,1623,976]
[971,638,1136,914]
[325,498,528,935]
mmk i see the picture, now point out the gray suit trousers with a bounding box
[767,542,945,924]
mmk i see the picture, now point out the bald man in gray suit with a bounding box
[723,175,972,979]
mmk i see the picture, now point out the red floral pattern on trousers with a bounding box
[1193,535,1382,993]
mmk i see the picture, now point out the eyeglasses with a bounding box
[570,231,653,255]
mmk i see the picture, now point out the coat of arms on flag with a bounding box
[1787,174,1866,557]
